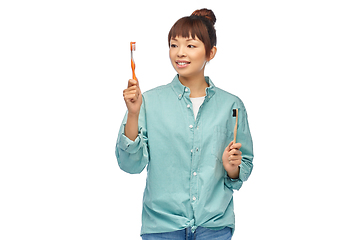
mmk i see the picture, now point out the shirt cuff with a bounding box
[239,161,251,182]
[118,132,142,154]
[224,167,243,191]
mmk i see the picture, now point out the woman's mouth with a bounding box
[176,61,190,68]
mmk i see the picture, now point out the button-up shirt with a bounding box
[115,75,254,236]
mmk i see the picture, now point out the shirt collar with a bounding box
[171,74,216,100]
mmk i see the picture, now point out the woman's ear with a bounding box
[208,46,217,61]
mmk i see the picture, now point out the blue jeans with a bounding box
[141,226,232,240]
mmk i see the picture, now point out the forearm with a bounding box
[227,167,240,179]
[124,112,139,141]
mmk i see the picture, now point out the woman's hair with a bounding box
[168,9,217,58]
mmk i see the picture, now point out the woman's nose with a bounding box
[177,47,186,57]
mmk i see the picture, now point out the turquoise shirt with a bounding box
[115,75,254,236]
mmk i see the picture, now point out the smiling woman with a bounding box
[116,8,254,240]
[167,9,218,96]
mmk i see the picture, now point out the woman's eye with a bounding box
[170,44,177,48]
[188,45,195,48]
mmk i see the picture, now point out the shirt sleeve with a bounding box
[115,98,149,174]
[225,100,254,191]
[224,169,243,191]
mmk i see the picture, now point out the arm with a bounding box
[125,112,140,141]
[223,104,254,190]
[115,104,149,174]
[115,79,149,174]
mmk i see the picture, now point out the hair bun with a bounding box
[191,8,216,25]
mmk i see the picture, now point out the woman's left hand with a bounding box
[222,141,242,179]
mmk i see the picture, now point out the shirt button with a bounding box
[193,172,197,176]
[193,196,196,201]
[185,88,188,92]
[187,104,190,108]
[189,125,193,129]
[191,149,193,153]
[178,94,182,98]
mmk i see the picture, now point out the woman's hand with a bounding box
[222,141,242,179]
[123,79,142,141]
[123,79,142,115]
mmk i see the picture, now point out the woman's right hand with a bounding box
[123,79,142,115]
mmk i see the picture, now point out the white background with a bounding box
[1,0,359,239]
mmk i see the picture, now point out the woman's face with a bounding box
[169,36,208,79]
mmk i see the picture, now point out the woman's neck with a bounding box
[179,74,209,98]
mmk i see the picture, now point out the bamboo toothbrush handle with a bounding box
[233,109,238,143]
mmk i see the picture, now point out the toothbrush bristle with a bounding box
[232,109,237,117]
[130,42,136,51]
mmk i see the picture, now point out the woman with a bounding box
[116,8,254,240]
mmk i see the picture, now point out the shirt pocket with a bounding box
[211,126,233,161]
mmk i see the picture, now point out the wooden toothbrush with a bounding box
[233,109,238,143]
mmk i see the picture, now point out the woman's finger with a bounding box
[230,143,242,150]
[229,149,241,156]
[228,154,242,161]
